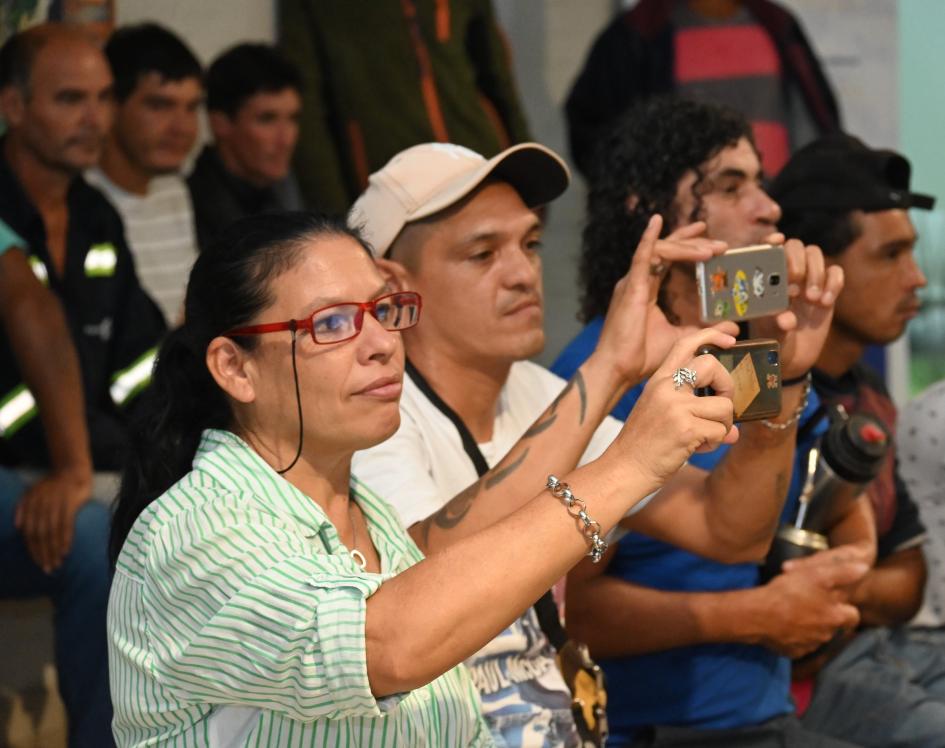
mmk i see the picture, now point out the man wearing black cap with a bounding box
[772,134,945,747]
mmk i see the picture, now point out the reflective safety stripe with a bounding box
[84,243,117,277]
[110,347,157,405]
[0,384,37,437]
[29,256,49,285]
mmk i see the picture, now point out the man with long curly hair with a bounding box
[552,97,868,747]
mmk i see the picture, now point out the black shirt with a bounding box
[813,363,926,559]
[187,145,303,252]
[0,146,166,470]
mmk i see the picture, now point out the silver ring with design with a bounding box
[672,366,698,391]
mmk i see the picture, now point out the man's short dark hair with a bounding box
[578,97,754,322]
[776,209,862,258]
[105,23,202,103]
[0,29,40,92]
[205,43,301,118]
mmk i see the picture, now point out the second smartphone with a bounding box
[695,339,782,421]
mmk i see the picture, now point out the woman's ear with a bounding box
[374,256,412,292]
[206,336,256,403]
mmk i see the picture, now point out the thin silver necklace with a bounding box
[348,499,367,570]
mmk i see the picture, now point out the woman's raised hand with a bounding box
[612,326,740,494]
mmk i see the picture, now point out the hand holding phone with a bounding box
[696,339,781,421]
[696,245,789,323]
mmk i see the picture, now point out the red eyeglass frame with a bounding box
[224,291,422,344]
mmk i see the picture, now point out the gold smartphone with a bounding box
[696,245,789,323]
[696,339,782,421]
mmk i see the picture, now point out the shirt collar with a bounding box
[193,428,413,571]
[194,428,333,534]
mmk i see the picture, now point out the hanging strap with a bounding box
[406,358,568,652]
[406,359,489,476]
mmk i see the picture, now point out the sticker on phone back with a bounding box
[732,270,750,316]
[729,353,761,418]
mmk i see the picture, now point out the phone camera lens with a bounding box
[769,273,781,286]
[767,351,780,365]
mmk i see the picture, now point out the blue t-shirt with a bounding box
[552,319,826,743]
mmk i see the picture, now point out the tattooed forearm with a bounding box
[575,371,587,424]
[523,370,588,437]
[523,415,557,438]
[485,448,529,490]
[421,446,532,546]
[422,480,483,545]
[550,377,575,413]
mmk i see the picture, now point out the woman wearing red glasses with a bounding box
[106,211,736,747]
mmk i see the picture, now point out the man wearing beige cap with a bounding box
[350,142,844,746]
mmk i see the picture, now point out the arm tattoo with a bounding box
[550,377,575,413]
[575,371,587,424]
[485,447,529,489]
[421,370,587,545]
[422,481,482,546]
[522,370,588,437]
[422,447,532,545]
[523,415,557,438]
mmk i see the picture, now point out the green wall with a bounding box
[900,0,945,394]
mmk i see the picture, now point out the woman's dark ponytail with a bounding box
[109,211,372,564]
[109,325,229,563]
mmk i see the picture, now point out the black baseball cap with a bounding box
[769,133,935,213]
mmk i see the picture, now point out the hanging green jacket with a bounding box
[279,0,532,214]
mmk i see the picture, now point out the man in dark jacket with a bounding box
[0,24,166,747]
[0,25,166,473]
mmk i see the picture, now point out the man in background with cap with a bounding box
[771,133,945,748]
[349,139,843,746]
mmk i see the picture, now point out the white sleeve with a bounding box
[351,410,446,529]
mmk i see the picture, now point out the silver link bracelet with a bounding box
[546,475,608,563]
[761,372,812,431]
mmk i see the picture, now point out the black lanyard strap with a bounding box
[405,357,567,652]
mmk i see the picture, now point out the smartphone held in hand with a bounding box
[696,244,788,323]
[696,339,782,421]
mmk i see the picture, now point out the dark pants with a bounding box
[627,714,861,748]
[0,468,115,747]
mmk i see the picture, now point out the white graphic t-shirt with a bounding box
[353,361,624,747]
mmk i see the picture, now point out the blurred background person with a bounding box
[188,42,304,252]
[86,22,202,326]
[565,0,840,179]
[0,25,140,747]
[899,378,945,630]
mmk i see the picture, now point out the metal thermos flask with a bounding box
[760,408,889,582]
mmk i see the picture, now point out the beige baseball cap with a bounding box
[348,142,571,257]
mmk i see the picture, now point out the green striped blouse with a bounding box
[108,428,492,747]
